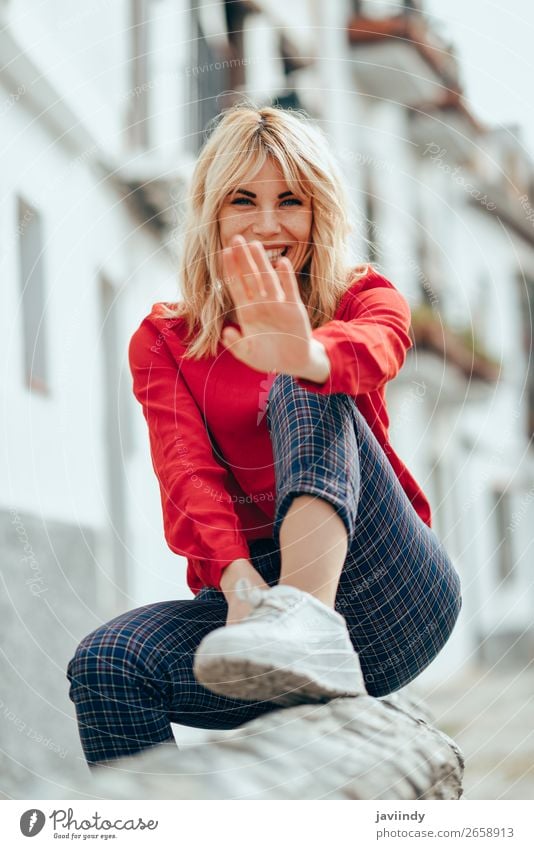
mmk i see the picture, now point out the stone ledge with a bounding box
[84,691,463,800]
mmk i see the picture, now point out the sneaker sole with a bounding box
[193,653,365,706]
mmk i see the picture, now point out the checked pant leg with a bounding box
[334,396,462,697]
[266,374,462,698]
[266,374,361,549]
[67,597,281,766]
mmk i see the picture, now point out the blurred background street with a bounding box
[1,0,533,799]
[419,663,534,800]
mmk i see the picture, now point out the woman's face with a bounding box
[217,157,313,276]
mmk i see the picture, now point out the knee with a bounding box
[267,373,292,407]
[266,373,292,429]
[267,372,320,421]
[67,621,146,694]
[67,627,114,691]
[449,577,463,631]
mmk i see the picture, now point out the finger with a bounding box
[222,246,253,309]
[249,241,285,301]
[221,326,250,364]
[273,256,302,304]
[230,236,264,298]
[221,326,241,348]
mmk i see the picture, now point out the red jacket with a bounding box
[128,266,432,594]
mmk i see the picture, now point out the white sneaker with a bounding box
[193,580,366,706]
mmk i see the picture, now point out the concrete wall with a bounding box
[0,508,101,793]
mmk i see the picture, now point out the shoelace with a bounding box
[234,578,296,623]
[233,579,350,647]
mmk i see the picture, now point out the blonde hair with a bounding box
[163,102,369,359]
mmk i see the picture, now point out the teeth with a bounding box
[266,247,287,261]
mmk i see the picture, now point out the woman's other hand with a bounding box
[220,557,270,625]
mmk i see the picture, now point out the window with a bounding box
[518,274,534,440]
[17,197,49,394]
[363,174,379,264]
[128,0,150,149]
[185,1,246,154]
[403,0,423,14]
[100,275,128,596]
[492,489,515,582]
[430,455,460,553]
[187,11,226,154]
[469,271,491,350]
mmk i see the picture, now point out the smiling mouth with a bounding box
[265,246,289,262]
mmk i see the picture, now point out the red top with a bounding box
[128,266,432,595]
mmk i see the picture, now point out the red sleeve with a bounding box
[295,274,413,396]
[128,318,251,589]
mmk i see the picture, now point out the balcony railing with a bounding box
[409,303,502,383]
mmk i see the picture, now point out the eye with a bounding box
[230,197,303,206]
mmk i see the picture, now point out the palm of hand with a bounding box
[221,236,313,375]
[224,297,312,374]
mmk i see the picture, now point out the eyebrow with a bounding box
[231,188,295,199]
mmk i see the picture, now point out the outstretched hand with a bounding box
[220,235,323,377]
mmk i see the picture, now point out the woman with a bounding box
[67,104,462,767]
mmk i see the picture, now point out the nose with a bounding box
[251,206,282,237]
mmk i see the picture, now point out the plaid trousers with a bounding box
[67,375,462,765]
